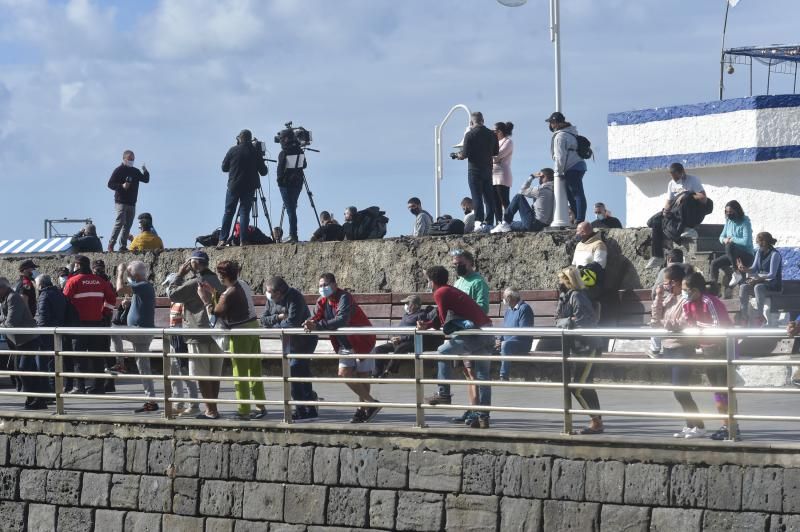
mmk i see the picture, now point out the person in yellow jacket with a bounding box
[128,212,164,252]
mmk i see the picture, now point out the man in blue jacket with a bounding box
[261,276,319,420]
[497,288,534,380]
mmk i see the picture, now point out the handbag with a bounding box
[112,303,129,326]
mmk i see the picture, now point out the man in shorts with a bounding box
[304,272,380,423]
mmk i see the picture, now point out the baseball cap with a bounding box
[534,168,555,178]
[92,259,106,268]
[190,250,210,262]
[402,294,421,306]
[19,259,38,271]
[545,111,565,123]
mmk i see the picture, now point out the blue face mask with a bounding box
[319,285,334,298]
[681,290,690,300]
[595,213,605,221]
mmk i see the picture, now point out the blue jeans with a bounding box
[564,165,587,223]
[280,182,303,240]
[220,188,254,243]
[436,336,492,416]
[468,173,495,225]
[504,194,547,232]
[499,338,531,379]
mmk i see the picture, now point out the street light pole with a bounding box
[434,104,472,219]
[498,0,569,227]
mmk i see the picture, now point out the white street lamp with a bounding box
[497,0,569,228]
[434,104,472,219]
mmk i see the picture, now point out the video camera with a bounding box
[274,121,312,148]
[251,138,268,159]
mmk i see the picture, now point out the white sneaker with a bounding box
[728,271,743,288]
[472,221,484,232]
[680,228,699,240]
[178,405,201,417]
[673,426,691,438]
[684,427,707,439]
[645,257,665,270]
[491,222,512,233]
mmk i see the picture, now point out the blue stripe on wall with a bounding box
[608,145,800,173]
[607,95,800,126]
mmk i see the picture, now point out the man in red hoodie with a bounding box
[304,272,380,424]
[63,255,117,394]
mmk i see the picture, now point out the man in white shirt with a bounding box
[646,163,708,269]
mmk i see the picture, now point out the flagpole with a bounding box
[719,0,732,100]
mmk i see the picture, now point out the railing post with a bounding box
[162,331,173,419]
[414,331,426,428]
[561,329,573,435]
[281,331,292,424]
[54,331,64,415]
[725,334,738,441]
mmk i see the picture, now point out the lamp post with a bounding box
[434,104,472,219]
[497,0,569,227]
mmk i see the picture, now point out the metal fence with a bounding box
[0,325,796,441]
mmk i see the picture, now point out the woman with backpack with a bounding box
[555,266,603,435]
[492,122,514,221]
[737,231,783,327]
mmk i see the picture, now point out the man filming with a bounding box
[454,112,499,232]
[217,129,268,249]
[277,129,307,243]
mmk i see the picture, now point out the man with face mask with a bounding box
[491,168,555,233]
[107,150,150,252]
[460,197,475,234]
[407,197,433,237]
[450,249,489,314]
[261,276,320,420]
[547,111,589,223]
[304,273,380,423]
[168,250,225,419]
[372,294,438,378]
[454,112,500,232]
[14,259,39,317]
[590,203,622,229]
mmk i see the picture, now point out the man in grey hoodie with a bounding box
[167,250,225,419]
[547,112,588,224]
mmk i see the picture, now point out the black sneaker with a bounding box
[292,408,319,421]
[349,408,368,423]
[450,411,473,424]
[710,425,742,441]
[424,393,452,405]
[362,402,382,422]
[134,402,159,413]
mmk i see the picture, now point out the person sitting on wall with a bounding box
[461,197,475,234]
[129,213,164,252]
[590,202,622,229]
[70,223,103,253]
[646,162,711,269]
[407,197,434,237]
[491,168,555,233]
[572,222,607,299]
[311,211,345,242]
[710,200,754,290]
[737,231,782,327]
[372,294,438,378]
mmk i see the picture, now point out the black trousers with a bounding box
[710,242,754,283]
[72,321,110,392]
[493,184,510,224]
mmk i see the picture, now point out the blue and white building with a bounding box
[608,94,800,250]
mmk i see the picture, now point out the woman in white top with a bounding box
[492,122,514,221]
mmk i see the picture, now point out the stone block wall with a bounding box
[0,419,798,531]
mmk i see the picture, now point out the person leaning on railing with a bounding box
[167,250,225,420]
[198,260,267,421]
[555,266,603,435]
[0,277,47,410]
[304,272,381,424]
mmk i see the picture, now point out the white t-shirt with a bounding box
[667,174,704,201]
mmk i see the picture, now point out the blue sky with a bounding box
[0,0,797,246]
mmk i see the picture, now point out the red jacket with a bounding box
[63,273,116,322]
[311,289,375,354]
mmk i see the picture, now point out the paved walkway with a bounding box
[2,370,798,445]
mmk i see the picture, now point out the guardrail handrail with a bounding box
[0,324,794,441]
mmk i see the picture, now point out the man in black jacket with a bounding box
[218,129,268,249]
[311,211,345,242]
[107,150,150,252]
[277,131,307,243]
[70,224,103,253]
[260,276,319,420]
[372,294,440,377]
[455,112,499,231]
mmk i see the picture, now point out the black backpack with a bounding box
[357,207,389,239]
[196,228,221,247]
[429,216,465,236]
[563,132,593,160]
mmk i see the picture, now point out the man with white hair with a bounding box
[115,260,158,413]
[497,288,534,381]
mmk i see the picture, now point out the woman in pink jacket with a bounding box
[492,122,514,222]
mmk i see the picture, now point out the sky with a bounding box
[0,0,798,247]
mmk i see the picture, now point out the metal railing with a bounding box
[0,325,795,441]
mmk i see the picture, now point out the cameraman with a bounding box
[277,129,307,243]
[454,112,499,232]
[218,129,268,249]
[107,150,150,252]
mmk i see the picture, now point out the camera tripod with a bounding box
[250,184,274,237]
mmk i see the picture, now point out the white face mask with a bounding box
[403,304,411,314]
[595,213,605,221]
[126,277,135,285]
[124,159,135,167]
[266,292,273,301]
[58,276,68,288]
